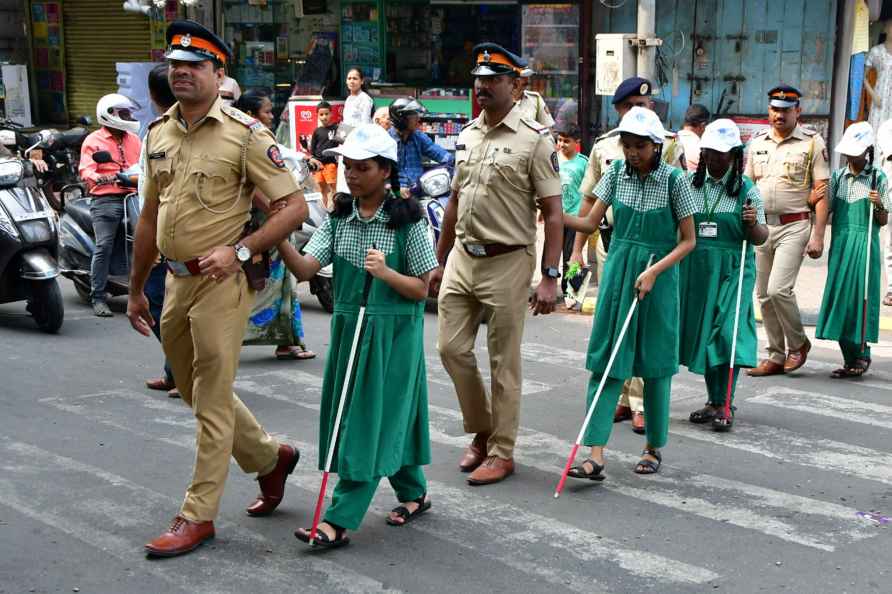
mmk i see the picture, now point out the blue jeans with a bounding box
[145,261,173,384]
[89,195,125,303]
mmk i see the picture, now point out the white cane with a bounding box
[861,169,877,351]
[554,254,655,498]
[722,237,748,422]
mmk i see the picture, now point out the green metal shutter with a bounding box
[63,0,152,122]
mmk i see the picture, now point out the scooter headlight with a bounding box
[0,159,23,188]
[419,168,451,198]
[0,204,18,238]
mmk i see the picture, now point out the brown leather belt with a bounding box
[462,242,525,258]
[768,212,811,226]
[166,258,202,277]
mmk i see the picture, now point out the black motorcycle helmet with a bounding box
[389,97,426,132]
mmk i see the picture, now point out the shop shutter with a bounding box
[63,0,152,122]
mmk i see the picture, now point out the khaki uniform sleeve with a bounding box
[530,133,562,199]
[743,143,755,179]
[578,144,601,198]
[664,137,686,170]
[810,134,830,183]
[537,97,555,128]
[141,128,159,204]
[246,128,300,201]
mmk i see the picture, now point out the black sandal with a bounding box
[830,367,853,379]
[634,448,662,475]
[712,407,736,433]
[845,358,871,378]
[689,404,720,424]
[294,523,350,549]
[386,494,431,526]
[567,458,606,481]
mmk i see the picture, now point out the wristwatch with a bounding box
[234,242,252,263]
[543,266,561,279]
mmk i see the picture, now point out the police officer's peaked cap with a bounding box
[611,77,653,105]
[471,43,527,77]
[166,20,232,65]
[767,85,801,108]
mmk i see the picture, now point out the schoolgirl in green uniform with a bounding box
[284,124,439,548]
[817,121,890,378]
[679,120,768,431]
[563,107,697,478]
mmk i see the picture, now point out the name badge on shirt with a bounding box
[698,222,718,238]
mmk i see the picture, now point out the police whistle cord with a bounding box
[309,245,376,545]
[861,170,877,352]
[554,254,656,499]
[721,199,752,425]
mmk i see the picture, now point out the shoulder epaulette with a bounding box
[221,104,265,132]
[147,115,165,130]
[801,127,817,136]
[664,131,678,139]
[520,116,550,135]
[753,129,769,138]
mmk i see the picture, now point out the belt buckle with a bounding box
[465,243,487,257]
[167,260,191,277]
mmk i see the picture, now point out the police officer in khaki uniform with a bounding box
[126,21,309,558]
[514,67,556,128]
[432,43,563,486]
[568,77,686,434]
[745,85,830,377]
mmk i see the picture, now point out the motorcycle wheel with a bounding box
[310,275,334,314]
[73,278,92,304]
[28,279,64,334]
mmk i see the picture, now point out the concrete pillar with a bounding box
[636,0,656,83]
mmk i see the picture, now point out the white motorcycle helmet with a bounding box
[96,93,140,135]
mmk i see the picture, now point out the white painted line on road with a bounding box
[749,387,892,430]
[0,438,401,594]
[43,388,721,590]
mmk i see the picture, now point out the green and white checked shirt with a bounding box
[593,160,698,221]
[305,199,439,277]
[830,166,891,209]
[691,171,767,223]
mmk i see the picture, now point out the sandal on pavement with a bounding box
[884,292,892,307]
[276,345,317,360]
[386,494,431,526]
[294,523,350,549]
[712,407,736,433]
[844,358,871,378]
[831,367,853,379]
[634,448,662,475]
[689,404,720,424]
[567,458,606,481]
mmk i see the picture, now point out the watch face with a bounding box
[236,246,251,262]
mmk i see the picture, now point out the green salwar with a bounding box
[324,465,426,530]
[705,366,740,407]
[816,166,889,361]
[583,375,671,447]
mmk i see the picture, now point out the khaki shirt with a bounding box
[451,105,562,246]
[744,125,830,215]
[143,98,299,262]
[515,90,555,128]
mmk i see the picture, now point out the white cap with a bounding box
[699,118,743,153]
[877,119,892,158]
[616,106,666,144]
[324,123,398,163]
[834,121,875,157]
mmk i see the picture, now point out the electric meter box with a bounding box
[595,34,637,96]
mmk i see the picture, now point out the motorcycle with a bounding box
[0,157,64,333]
[280,146,334,313]
[57,150,139,304]
[414,166,451,248]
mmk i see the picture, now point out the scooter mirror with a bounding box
[78,116,93,126]
[92,151,113,164]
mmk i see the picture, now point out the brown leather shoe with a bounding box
[747,359,785,377]
[614,404,632,423]
[246,444,300,517]
[784,339,811,373]
[631,411,645,434]
[467,456,514,485]
[146,377,175,391]
[458,433,489,473]
[145,516,214,557]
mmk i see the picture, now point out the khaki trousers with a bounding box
[438,245,536,460]
[161,271,279,522]
[617,377,645,412]
[755,219,811,365]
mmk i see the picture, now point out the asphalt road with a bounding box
[1,281,891,594]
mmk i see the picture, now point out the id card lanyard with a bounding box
[698,183,723,238]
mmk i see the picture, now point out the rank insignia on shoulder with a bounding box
[148,151,166,160]
[267,145,286,168]
[222,105,265,131]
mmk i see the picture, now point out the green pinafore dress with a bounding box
[586,160,686,379]
[816,167,888,347]
[678,177,758,373]
[317,219,431,482]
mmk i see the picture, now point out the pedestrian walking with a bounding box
[679,120,768,430]
[126,20,308,558]
[432,42,563,486]
[677,104,710,173]
[563,106,696,479]
[746,85,830,377]
[570,77,687,435]
[309,100,340,208]
[285,123,438,548]
[816,122,890,378]
[556,124,588,296]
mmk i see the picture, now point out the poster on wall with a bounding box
[288,98,344,151]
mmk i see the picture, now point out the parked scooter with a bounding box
[57,150,139,304]
[0,157,64,333]
[413,166,451,247]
